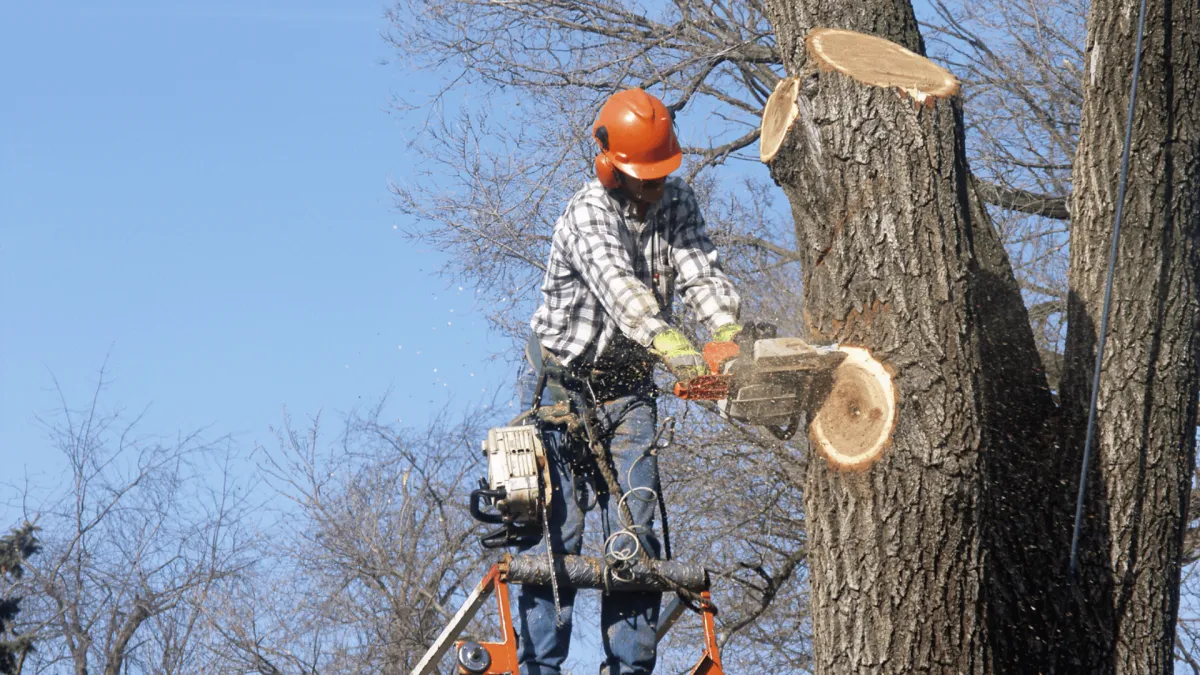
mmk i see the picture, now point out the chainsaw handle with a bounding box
[469,488,506,525]
[701,340,740,374]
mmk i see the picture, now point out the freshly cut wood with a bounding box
[809,346,897,471]
[759,76,802,163]
[806,27,960,105]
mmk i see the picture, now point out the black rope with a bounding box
[1050,3,1151,672]
[1066,0,1150,584]
[579,399,714,613]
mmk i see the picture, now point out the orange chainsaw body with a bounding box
[673,341,740,400]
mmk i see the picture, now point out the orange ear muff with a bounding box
[595,153,620,189]
[593,125,620,189]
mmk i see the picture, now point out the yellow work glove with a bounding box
[712,323,743,343]
[650,328,706,381]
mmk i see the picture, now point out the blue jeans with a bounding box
[516,370,663,675]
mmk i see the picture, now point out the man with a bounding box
[519,88,742,675]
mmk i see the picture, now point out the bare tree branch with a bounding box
[973,177,1070,220]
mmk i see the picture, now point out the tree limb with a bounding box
[726,234,804,262]
[973,176,1070,220]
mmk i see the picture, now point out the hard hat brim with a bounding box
[611,152,682,181]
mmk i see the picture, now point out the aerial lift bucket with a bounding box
[410,557,724,675]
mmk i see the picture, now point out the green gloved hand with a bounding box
[650,328,707,381]
[712,323,743,343]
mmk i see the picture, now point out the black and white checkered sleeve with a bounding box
[529,232,597,360]
[670,186,741,332]
[563,198,670,347]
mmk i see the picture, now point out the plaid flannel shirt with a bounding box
[531,177,740,366]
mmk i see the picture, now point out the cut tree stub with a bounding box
[806,27,960,106]
[759,76,802,163]
[809,346,897,471]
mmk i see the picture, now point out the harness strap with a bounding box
[526,334,573,406]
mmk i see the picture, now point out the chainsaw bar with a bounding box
[542,491,562,625]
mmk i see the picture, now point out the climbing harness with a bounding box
[468,337,712,620]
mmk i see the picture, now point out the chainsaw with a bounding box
[674,323,897,469]
[469,425,553,549]
[470,324,898,548]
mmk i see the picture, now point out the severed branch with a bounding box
[759,77,802,163]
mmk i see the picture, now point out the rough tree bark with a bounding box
[759,0,1197,672]
[761,2,1056,671]
[1058,0,1200,670]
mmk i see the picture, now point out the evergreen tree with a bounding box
[0,524,39,675]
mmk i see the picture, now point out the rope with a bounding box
[1066,0,1150,584]
[526,341,711,612]
[579,398,715,613]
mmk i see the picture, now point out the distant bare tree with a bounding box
[205,401,489,674]
[8,372,255,675]
[921,0,1086,386]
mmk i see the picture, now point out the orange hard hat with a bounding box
[592,89,682,186]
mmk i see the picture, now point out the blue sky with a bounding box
[1,1,514,501]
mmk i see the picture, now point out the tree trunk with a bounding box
[758,0,1196,668]
[1059,0,1200,670]
[760,1,1057,672]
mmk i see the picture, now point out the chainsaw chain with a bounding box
[542,492,562,625]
